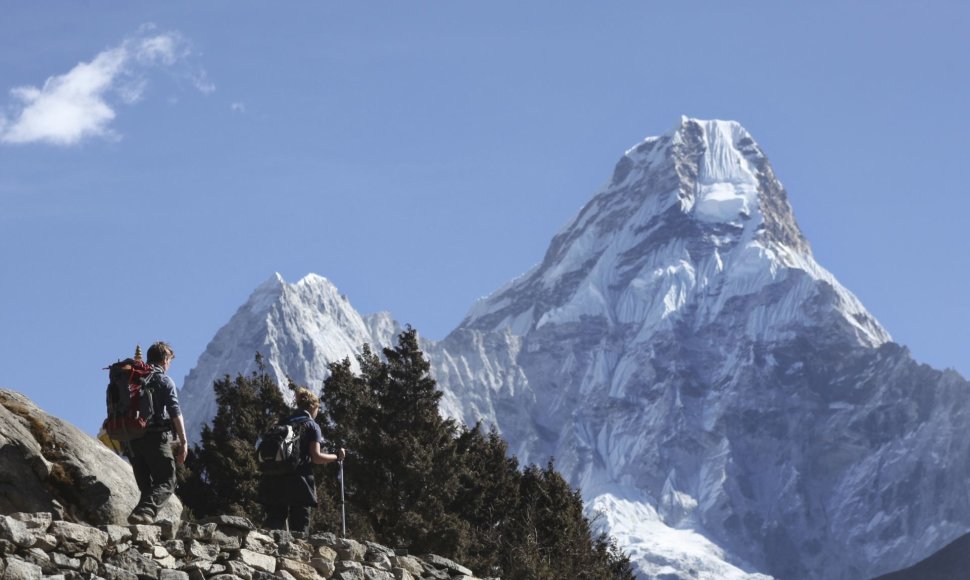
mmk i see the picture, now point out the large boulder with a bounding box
[0,388,182,525]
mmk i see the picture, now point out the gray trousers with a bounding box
[127,430,176,518]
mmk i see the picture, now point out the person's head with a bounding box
[294,387,320,417]
[147,341,175,369]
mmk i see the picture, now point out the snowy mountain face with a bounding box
[179,118,970,580]
[180,273,399,439]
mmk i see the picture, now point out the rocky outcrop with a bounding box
[0,388,182,526]
[0,512,492,580]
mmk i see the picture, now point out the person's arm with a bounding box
[171,414,188,465]
[309,441,346,465]
[161,376,188,465]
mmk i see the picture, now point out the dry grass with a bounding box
[0,392,62,459]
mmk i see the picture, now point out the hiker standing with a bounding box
[126,341,188,524]
[258,387,345,536]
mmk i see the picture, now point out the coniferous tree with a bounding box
[379,326,460,551]
[503,460,634,579]
[448,425,521,574]
[318,327,463,552]
[318,327,634,579]
[313,347,385,538]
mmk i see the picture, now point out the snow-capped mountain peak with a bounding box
[459,117,886,349]
[180,273,398,440]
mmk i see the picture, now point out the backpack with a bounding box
[102,350,157,443]
[256,416,311,475]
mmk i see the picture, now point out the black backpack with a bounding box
[256,416,311,475]
[102,351,157,442]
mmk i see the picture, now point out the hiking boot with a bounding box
[127,512,153,525]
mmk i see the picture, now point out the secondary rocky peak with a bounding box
[180,274,397,441]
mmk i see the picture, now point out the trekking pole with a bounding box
[338,459,346,537]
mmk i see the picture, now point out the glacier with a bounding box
[179,117,970,579]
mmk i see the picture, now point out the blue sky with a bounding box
[2,2,968,435]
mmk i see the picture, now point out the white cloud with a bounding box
[191,71,216,95]
[230,102,246,113]
[0,28,211,146]
[135,34,180,66]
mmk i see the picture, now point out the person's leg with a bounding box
[288,505,312,537]
[126,441,154,519]
[264,505,288,531]
[142,431,177,517]
[128,432,176,520]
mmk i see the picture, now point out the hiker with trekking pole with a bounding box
[256,387,346,537]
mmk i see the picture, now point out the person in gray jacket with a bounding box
[126,341,188,524]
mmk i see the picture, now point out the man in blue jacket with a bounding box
[126,341,189,524]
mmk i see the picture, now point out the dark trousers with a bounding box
[265,504,312,536]
[127,430,176,518]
